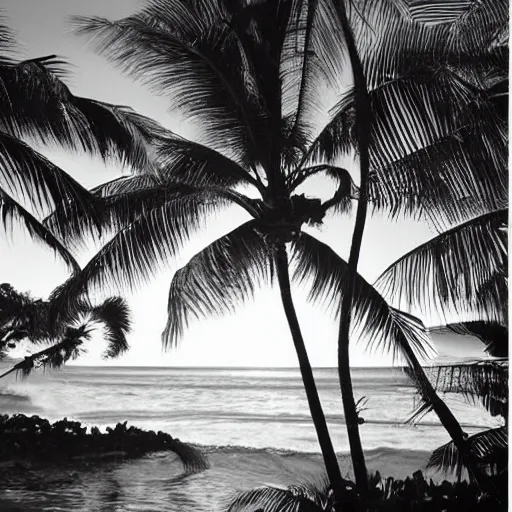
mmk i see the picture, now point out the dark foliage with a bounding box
[226,469,508,511]
[0,414,208,474]
[0,283,131,371]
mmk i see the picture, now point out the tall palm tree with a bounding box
[47,0,505,496]
[0,282,132,377]
[38,0,444,496]
[307,0,507,492]
[0,13,168,270]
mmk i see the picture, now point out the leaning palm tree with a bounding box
[375,209,508,483]
[36,0,455,496]
[0,282,132,377]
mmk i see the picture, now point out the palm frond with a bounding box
[49,192,232,311]
[43,182,201,250]
[225,482,329,512]
[90,297,131,358]
[368,116,507,226]
[291,232,435,363]
[426,360,508,418]
[0,12,16,55]
[374,209,507,323]
[443,321,508,357]
[162,220,274,348]
[72,4,264,165]
[427,427,507,477]
[0,324,91,381]
[0,187,80,274]
[0,59,163,170]
[304,88,356,165]
[353,0,507,90]
[157,134,261,189]
[0,131,101,221]
[91,175,161,197]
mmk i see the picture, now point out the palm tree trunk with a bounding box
[275,243,344,494]
[404,346,490,488]
[334,0,371,498]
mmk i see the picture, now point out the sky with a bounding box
[0,0,488,367]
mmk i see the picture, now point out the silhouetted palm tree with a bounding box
[0,282,132,378]
[45,0,506,496]
[375,209,507,483]
[318,0,507,492]
[36,0,455,496]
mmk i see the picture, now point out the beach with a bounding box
[0,366,500,511]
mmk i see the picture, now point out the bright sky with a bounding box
[0,0,487,367]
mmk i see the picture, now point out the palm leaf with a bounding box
[49,191,235,311]
[442,321,508,357]
[157,133,262,189]
[352,0,507,89]
[426,360,508,418]
[427,426,507,477]
[91,175,161,197]
[72,3,264,164]
[0,12,15,56]
[0,58,163,170]
[368,117,507,226]
[374,209,507,323]
[44,183,200,250]
[0,325,91,380]
[162,220,274,348]
[0,131,101,221]
[90,297,131,358]
[225,482,329,512]
[291,232,435,363]
[0,187,80,274]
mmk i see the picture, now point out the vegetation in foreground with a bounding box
[226,470,508,512]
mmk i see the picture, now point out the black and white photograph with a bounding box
[0,1,508,510]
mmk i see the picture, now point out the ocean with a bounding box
[0,366,499,511]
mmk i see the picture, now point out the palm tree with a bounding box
[47,0,505,497]
[375,209,508,482]
[35,0,447,497]
[309,0,507,492]
[0,282,132,378]
[0,13,168,270]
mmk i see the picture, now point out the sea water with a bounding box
[0,366,500,511]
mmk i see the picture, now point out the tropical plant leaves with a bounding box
[162,220,274,348]
[157,134,261,188]
[90,296,131,358]
[374,209,507,323]
[427,426,507,477]
[0,131,101,221]
[225,481,330,512]
[0,187,80,274]
[291,232,435,363]
[425,360,508,418]
[49,189,237,312]
[443,321,508,357]
[44,183,200,250]
[0,57,162,171]
[91,175,161,197]
[72,2,265,166]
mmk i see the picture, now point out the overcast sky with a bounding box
[0,0,486,367]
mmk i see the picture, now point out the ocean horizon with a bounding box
[0,365,500,510]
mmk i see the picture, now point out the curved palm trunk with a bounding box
[275,244,344,494]
[404,347,490,488]
[334,1,371,498]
